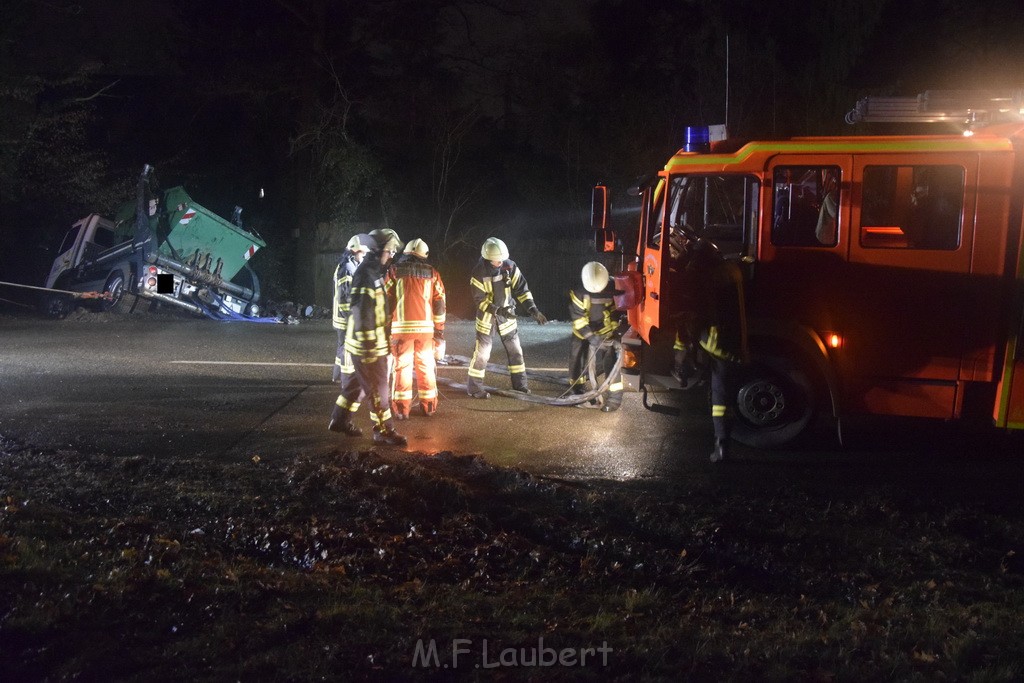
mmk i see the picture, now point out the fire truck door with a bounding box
[633,179,666,341]
[846,154,978,418]
[994,226,1024,429]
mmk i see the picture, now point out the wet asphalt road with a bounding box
[2,314,1023,493]
[0,315,714,480]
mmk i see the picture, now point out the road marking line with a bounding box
[170,361,333,367]
[169,360,568,371]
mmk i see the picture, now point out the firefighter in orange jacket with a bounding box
[328,228,407,447]
[569,261,625,411]
[466,237,547,399]
[385,238,446,418]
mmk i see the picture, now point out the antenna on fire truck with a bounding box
[725,34,730,133]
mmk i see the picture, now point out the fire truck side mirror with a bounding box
[591,185,616,253]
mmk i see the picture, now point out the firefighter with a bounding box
[385,238,446,419]
[466,237,548,399]
[682,231,749,462]
[333,233,374,385]
[328,228,408,446]
[568,261,625,411]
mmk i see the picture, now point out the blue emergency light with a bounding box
[683,126,710,153]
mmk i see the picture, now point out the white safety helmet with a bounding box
[581,261,610,294]
[404,238,429,259]
[346,233,373,254]
[481,237,509,262]
[368,228,403,254]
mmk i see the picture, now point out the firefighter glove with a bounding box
[433,338,446,362]
[531,309,548,325]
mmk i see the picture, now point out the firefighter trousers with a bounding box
[391,333,438,417]
[332,354,394,432]
[467,317,528,393]
[333,329,357,385]
[569,336,623,411]
[709,355,739,440]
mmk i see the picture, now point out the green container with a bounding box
[114,187,266,282]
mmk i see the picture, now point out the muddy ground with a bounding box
[3,428,1024,681]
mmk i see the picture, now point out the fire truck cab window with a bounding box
[771,166,840,247]
[651,175,757,258]
[860,165,963,250]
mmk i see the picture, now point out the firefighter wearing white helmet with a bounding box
[384,238,447,418]
[332,233,374,385]
[569,261,625,411]
[329,228,407,446]
[466,237,548,398]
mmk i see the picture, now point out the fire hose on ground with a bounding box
[436,339,624,407]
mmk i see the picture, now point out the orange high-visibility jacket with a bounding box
[385,255,446,338]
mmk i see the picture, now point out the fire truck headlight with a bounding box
[146,277,157,288]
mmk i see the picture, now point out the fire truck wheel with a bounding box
[99,270,138,314]
[732,355,815,448]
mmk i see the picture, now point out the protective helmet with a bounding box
[404,238,429,259]
[368,228,403,254]
[346,233,373,254]
[481,237,509,261]
[581,261,610,293]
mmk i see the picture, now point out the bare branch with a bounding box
[72,80,120,103]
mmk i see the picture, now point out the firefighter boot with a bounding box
[466,378,489,399]
[373,426,408,447]
[392,402,410,420]
[709,438,729,463]
[511,375,531,395]
[328,418,363,437]
[328,405,362,436]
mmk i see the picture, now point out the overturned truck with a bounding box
[43,165,268,320]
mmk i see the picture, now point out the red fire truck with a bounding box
[592,91,1024,447]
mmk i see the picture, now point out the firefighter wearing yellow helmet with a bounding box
[466,237,548,398]
[384,238,447,418]
[329,228,408,446]
[569,261,625,411]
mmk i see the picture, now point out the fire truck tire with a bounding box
[99,270,138,314]
[732,355,815,448]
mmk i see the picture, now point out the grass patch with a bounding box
[2,435,1024,680]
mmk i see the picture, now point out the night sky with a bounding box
[2,0,1024,299]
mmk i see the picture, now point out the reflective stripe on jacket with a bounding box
[469,258,537,332]
[333,251,361,330]
[569,287,618,340]
[344,256,390,358]
[386,255,446,337]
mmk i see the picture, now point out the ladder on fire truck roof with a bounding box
[845,90,1024,126]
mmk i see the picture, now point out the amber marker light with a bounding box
[826,333,842,349]
[622,348,639,368]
